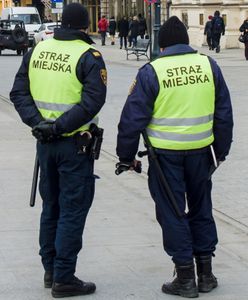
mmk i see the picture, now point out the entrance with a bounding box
[82,0,100,34]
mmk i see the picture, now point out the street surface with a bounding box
[0,39,248,299]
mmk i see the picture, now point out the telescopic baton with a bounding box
[138,130,183,218]
[30,153,39,207]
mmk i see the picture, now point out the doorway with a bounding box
[82,0,100,34]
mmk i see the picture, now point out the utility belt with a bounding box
[74,123,104,160]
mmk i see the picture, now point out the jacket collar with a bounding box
[53,28,95,45]
[159,44,197,57]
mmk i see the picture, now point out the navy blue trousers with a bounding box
[37,138,95,283]
[148,149,218,265]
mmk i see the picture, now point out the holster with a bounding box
[74,123,104,160]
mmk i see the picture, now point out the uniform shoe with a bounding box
[195,255,218,293]
[216,45,220,53]
[51,276,96,298]
[162,263,198,298]
[44,271,53,288]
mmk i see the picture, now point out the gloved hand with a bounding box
[115,159,142,175]
[32,120,59,144]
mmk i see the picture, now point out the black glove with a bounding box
[32,120,59,144]
[115,160,142,175]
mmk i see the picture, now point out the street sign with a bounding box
[51,0,63,14]
[144,0,157,4]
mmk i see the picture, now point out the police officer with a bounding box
[116,16,233,298]
[10,3,107,298]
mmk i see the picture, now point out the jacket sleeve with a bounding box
[9,50,44,128]
[54,49,107,134]
[116,63,159,162]
[209,57,233,160]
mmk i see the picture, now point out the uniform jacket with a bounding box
[117,44,233,162]
[10,28,107,135]
[239,20,248,42]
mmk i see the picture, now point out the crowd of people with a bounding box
[98,14,147,48]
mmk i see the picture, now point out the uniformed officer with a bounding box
[10,3,107,298]
[116,16,233,298]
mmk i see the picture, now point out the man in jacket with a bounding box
[116,16,233,298]
[211,10,225,53]
[10,3,107,298]
[98,15,109,46]
[204,15,213,50]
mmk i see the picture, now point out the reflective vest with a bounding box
[29,38,98,136]
[148,53,215,150]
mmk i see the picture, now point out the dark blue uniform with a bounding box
[117,44,233,264]
[10,29,106,283]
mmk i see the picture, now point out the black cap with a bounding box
[158,16,189,48]
[62,3,89,30]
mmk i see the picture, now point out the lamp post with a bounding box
[151,0,161,59]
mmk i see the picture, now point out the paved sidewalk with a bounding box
[0,40,248,299]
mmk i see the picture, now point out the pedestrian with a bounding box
[204,15,213,50]
[211,10,225,53]
[98,15,109,46]
[239,17,248,60]
[116,16,233,298]
[10,3,107,298]
[129,16,139,47]
[118,16,129,49]
[138,13,147,39]
[109,16,117,45]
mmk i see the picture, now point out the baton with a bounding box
[138,130,183,218]
[30,153,39,207]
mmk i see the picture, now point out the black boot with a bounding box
[51,276,96,298]
[44,271,53,288]
[162,263,198,298]
[195,255,218,292]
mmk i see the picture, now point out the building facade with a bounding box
[1,0,248,48]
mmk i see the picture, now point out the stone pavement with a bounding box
[0,39,248,299]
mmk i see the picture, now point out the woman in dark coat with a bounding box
[109,16,117,45]
[239,17,248,60]
[117,16,129,49]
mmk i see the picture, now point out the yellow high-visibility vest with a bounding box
[148,53,215,150]
[29,38,98,136]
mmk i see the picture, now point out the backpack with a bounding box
[213,17,223,34]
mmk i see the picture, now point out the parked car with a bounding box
[33,22,60,45]
[1,6,41,47]
[0,19,28,55]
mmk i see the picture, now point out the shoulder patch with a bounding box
[88,49,102,58]
[128,79,137,95]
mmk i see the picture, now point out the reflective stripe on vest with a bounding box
[29,38,98,136]
[148,53,215,150]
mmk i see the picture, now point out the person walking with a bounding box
[109,16,117,45]
[10,3,107,298]
[204,15,213,50]
[129,16,139,47]
[138,13,147,39]
[98,15,109,46]
[118,16,129,49]
[211,10,225,53]
[239,17,248,60]
[116,16,233,298]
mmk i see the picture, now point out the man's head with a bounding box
[214,10,220,17]
[62,3,89,30]
[158,16,189,49]
[208,15,213,20]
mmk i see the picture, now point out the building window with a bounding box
[222,14,227,26]
[182,12,188,29]
[199,14,204,26]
